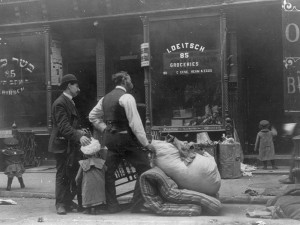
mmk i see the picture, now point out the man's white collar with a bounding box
[116,86,126,92]
[63,92,73,100]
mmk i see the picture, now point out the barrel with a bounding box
[219,143,242,179]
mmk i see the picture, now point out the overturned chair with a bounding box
[115,159,137,197]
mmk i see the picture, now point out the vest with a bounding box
[103,88,129,132]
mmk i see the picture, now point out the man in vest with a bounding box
[49,74,91,215]
[89,71,155,213]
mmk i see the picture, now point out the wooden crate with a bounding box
[219,143,242,179]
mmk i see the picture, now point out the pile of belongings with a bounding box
[246,184,300,220]
[189,104,223,125]
[220,134,235,144]
[140,136,222,216]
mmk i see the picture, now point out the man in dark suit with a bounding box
[48,74,91,215]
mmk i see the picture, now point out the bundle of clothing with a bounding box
[152,137,221,196]
[246,184,300,220]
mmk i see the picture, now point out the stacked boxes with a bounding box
[171,108,193,126]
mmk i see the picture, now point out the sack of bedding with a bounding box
[152,139,221,196]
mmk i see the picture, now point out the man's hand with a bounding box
[145,144,156,168]
[80,136,91,146]
[145,144,156,154]
[93,122,107,133]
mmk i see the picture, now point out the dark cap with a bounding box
[259,120,270,128]
[60,74,78,87]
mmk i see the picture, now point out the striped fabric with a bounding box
[140,167,222,216]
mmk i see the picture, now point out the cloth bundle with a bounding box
[246,184,300,220]
[266,185,300,220]
[140,167,221,216]
[152,140,221,195]
[80,137,101,155]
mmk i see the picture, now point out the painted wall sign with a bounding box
[141,43,150,67]
[163,51,218,75]
[282,0,300,113]
[0,57,34,95]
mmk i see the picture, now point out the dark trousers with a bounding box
[104,132,151,210]
[55,152,80,208]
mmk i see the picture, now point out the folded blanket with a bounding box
[140,166,221,216]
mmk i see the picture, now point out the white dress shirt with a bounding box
[89,86,149,147]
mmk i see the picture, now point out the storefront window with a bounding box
[0,34,46,129]
[150,16,222,129]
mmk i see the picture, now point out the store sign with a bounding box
[163,51,218,75]
[166,42,205,53]
[282,0,300,113]
[141,43,150,67]
[0,129,12,138]
[158,125,223,132]
[0,57,34,95]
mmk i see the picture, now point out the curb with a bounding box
[0,191,271,205]
[0,191,55,199]
[219,195,273,204]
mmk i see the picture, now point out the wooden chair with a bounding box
[115,159,137,197]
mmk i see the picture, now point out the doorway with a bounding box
[237,4,284,154]
[63,38,98,130]
[68,61,97,130]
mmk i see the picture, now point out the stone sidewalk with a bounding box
[0,165,292,205]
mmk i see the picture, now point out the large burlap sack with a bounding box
[152,140,221,196]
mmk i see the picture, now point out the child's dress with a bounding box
[2,148,25,178]
[75,157,106,208]
[254,128,275,161]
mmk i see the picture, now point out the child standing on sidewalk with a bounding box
[1,137,25,191]
[75,138,106,215]
[254,120,278,170]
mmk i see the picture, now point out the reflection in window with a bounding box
[0,34,46,129]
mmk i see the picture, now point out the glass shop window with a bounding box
[0,34,46,129]
[150,16,222,127]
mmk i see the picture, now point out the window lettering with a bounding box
[286,23,300,43]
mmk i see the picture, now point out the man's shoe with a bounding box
[130,199,151,213]
[83,208,91,214]
[56,205,67,215]
[131,202,151,213]
[66,201,78,212]
[279,177,294,184]
[108,205,123,214]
